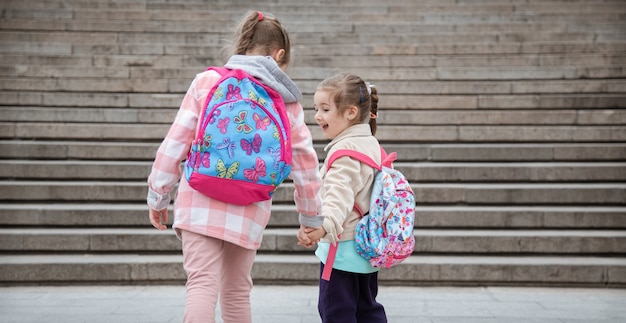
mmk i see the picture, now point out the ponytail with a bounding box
[223,11,291,66]
[368,85,378,136]
[230,11,260,57]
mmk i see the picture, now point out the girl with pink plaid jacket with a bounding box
[146,11,323,323]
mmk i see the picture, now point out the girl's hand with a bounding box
[297,226,317,248]
[306,227,326,244]
[149,208,168,230]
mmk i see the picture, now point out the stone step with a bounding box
[1,140,625,162]
[0,91,626,111]
[291,42,626,57]
[300,80,626,97]
[3,77,625,97]
[1,181,624,205]
[2,122,625,143]
[315,31,626,46]
[297,53,626,68]
[2,27,624,55]
[5,27,624,45]
[2,8,622,33]
[1,204,625,229]
[3,63,626,82]
[3,30,623,48]
[1,253,624,286]
[3,107,625,126]
[0,53,217,71]
[4,1,624,18]
[2,227,625,254]
[3,53,624,69]
[1,159,624,182]
[3,4,623,25]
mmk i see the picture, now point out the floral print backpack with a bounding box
[322,148,416,280]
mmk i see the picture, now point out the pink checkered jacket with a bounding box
[147,61,322,250]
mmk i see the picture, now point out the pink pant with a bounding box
[181,230,257,323]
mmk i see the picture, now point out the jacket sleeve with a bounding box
[320,155,367,243]
[146,72,219,210]
[286,102,323,221]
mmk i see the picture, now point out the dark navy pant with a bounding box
[318,263,387,323]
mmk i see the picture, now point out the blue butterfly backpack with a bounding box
[184,67,292,205]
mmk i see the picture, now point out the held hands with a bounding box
[149,208,168,230]
[297,225,326,248]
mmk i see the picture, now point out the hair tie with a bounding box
[257,11,264,21]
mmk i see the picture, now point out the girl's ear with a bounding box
[346,106,358,121]
[272,49,286,63]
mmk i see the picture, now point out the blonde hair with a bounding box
[223,11,291,67]
[317,73,379,135]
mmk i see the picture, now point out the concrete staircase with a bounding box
[1,0,625,286]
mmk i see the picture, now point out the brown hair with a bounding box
[317,73,379,135]
[223,11,291,67]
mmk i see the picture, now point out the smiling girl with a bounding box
[298,72,387,322]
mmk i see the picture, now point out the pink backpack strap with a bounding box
[327,149,381,171]
[321,147,386,281]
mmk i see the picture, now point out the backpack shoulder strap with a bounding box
[327,149,381,170]
[328,147,396,169]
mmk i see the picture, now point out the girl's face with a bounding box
[314,89,353,139]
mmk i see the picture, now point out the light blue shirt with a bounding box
[315,240,378,274]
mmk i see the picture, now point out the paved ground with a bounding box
[1,284,625,323]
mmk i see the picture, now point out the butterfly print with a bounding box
[241,133,262,155]
[199,152,210,168]
[248,90,258,102]
[212,87,224,101]
[244,157,266,182]
[200,134,213,151]
[217,117,230,134]
[208,109,221,125]
[234,110,253,133]
[266,147,281,169]
[253,113,271,131]
[215,159,239,179]
[188,148,210,171]
[272,125,280,140]
[226,84,242,100]
[216,137,236,158]
[187,148,198,169]
[269,173,277,186]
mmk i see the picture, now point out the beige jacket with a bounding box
[320,123,381,243]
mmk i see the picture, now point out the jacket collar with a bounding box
[324,124,372,152]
